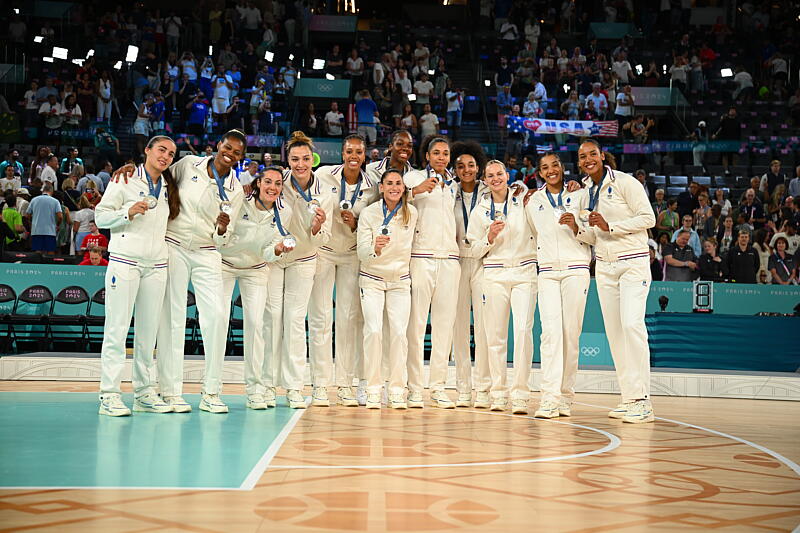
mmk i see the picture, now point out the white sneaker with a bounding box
[511,399,528,415]
[388,393,407,409]
[622,399,655,424]
[356,380,367,406]
[473,391,490,409]
[431,390,455,409]
[162,395,192,413]
[247,394,268,410]
[365,392,381,409]
[408,391,424,408]
[337,386,358,407]
[99,393,131,417]
[534,400,560,419]
[608,401,633,419]
[311,386,330,407]
[133,391,173,413]
[490,397,507,411]
[456,391,472,407]
[558,400,572,417]
[200,393,229,414]
[264,387,277,408]
[286,389,306,409]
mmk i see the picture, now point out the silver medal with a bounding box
[379,224,391,236]
[307,198,321,214]
[579,209,591,223]
[339,200,352,211]
[219,200,233,214]
[553,206,567,219]
[494,212,506,223]
[144,195,158,209]
[282,236,296,248]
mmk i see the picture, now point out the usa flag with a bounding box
[506,116,619,137]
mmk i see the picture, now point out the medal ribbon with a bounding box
[273,205,288,236]
[461,187,479,231]
[339,173,363,207]
[209,160,229,201]
[489,190,510,221]
[545,187,564,210]
[587,168,607,211]
[143,167,162,199]
[381,200,402,227]
[291,176,313,203]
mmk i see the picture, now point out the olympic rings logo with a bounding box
[317,83,334,93]
[581,346,600,357]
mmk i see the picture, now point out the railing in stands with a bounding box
[469,34,493,144]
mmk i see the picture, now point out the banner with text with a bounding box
[507,116,619,137]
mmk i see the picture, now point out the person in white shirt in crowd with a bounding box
[770,220,799,255]
[523,91,542,121]
[324,102,345,138]
[265,131,332,409]
[308,135,379,408]
[211,65,233,125]
[413,73,434,116]
[531,76,548,115]
[611,51,634,85]
[238,160,259,195]
[787,165,800,199]
[418,104,439,140]
[526,153,591,418]
[445,83,465,140]
[23,81,40,127]
[585,83,609,119]
[71,194,95,252]
[40,154,59,188]
[732,65,754,102]
[574,139,655,423]
[219,166,293,410]
[668,56,690,94]
[0,166,20,193]
[403,137,460,409]
[95,136,179,416]
[356,168,418,409]
[451,142,490,408]
[615,84,634,130]
[395,68,413,96]
[466,160,537,414]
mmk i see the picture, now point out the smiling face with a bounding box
[454,154,477,184]
[342,138,365,173]
[145,139,177,173]
[484,162,508,193]
[288,144,313,181]
[577,142,605,177]
[703,240,716,255]
[258,169,283,203]
[215,137,245,170]
[390,132,413,164]
[538,154,563,188]
[380,171,405,203]
[426,141,450,173]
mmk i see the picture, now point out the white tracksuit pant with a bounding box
[453,257,490,393]
[263,259,317,391]
[221,264,270,395]
[156,245,224,396]
[537,269,590,404]
[360,277,411,394]
[481,265,537,400]
[595,256,652,402]
[97,97,113,121]
[99,261,168,395]
[407,257,461,394]
[308,253,361,388]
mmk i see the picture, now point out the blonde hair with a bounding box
[69,164,85,179]
[61,178,75,191]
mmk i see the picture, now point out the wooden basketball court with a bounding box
[1,380,798,532]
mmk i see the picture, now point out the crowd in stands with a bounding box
[2,1,798,284]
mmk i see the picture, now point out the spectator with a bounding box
[279,59,297,91]
[689,120,708,168]
[494,56,514,89]
[326,44,344,79]
[752,229,772,283]
[712,188,731,217]
[731,65,754,102]
[355,89,378,146]
[615,84,634,129]
[769,236,797,285]
[727,231,759,283]
[40,155,58,188]
[2,191,25,250]
[324,102,344,138]
[96,70,114,123]
[738,188,766,230]
[712,107,741,171]
[96,161,113,191]
[79,246,109,266]
[693,192,711,236]
[22,81,40,127]
[496,85,514,139]
[668,56,690,94]
[651,188,667,218]
[770,220,799,255]
[560,90,582,120]
[671,214,702,256]
[648,240,663,281]
[238,160,259,195]
[25,182,62,255]
[71,195,95,252]
[399,104,418,137]
[698,238,727,281]
[704,204,723,239]
[77,166,104,195]
[584,83,608,119]
[505,104,524,159]
[611,52,634,85]
[413,73,434,116]
[0,150,24,179]
[346,49,364,84]
[788,165,800,199]
[59,147,84,182]
[499,19,520,57]
[676,181,699,220]
[79,221,109,260]
[257,98,277,135]
[759,159,788,202]
[185,91,210,139]
[0,166,20,194]
[94,127,120,167]
[39,93,62,137]
[35,78,59,105]
[445,81,464,140]
[664,229,698,281]
[418,104,439,139]
[530,76,547,115]
[523,91,542,119]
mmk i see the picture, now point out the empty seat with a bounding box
[669,175,689,186]
[692,176,712,186]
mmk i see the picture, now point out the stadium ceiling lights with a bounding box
[289,53,294,61]
[484,79,491,87]
[720,68,733,77]
[14,8,19,14]
[52,46,68,60]
[125,45,139,63]
[208,45,213,56]
[113,60,122,70]
[408,93,417,101]
[33,35,44,43]
[312,58,325,70]
[264,51,274,62]
[325,73,335,80]
[42,57,54,63]
[86,49,94,58]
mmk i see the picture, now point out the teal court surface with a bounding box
[0,392,302,490]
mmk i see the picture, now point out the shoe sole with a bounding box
[608,411,626,419]
[512,409,528,415]
[622,413,655,424]
[133,404,173,413]
[365,403,381,409]
[534,411,559,418]
[98,407,130,416]
[558,409,571,417]
[247,403,268,410]
[265,400,276,408]
[407,402,424,408]
[390,403,407,409]
[456,400,471,407]
[200,405,229,414]
[490,406,506,411]
[311,400,330,407]
[473,403,490,409]
[432,402,455,409]
[288,402,306,409]
[169,405,192,413]
[338,399,358,407]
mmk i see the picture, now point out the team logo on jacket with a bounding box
[512,196,518,204]
[607,186,612,197]
[565,197,571,205]
[538,204,544,211]
[139,191,144,197]
[331,187,337,193]
[110,276,117,289]
[191,176,198,182]
[243,213,249,220]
